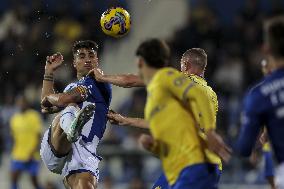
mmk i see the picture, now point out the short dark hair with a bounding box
[136,39,170,68]
[264,16,284,58]
[182,48,207,70]
[72,40,98,55]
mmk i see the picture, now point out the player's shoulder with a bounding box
[157,67,180,77]
[64,82,78,92]
[155,67,182,82]
[244,82,265,109]
[246,80,265,99]
[207,86,218,101]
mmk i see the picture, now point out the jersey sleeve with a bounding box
[235,90,263,156]
[161,69,215,133]
[63,82,90,101]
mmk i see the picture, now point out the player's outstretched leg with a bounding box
[41,103,96,175]
[50,112,72,156]
[67,103,96,142]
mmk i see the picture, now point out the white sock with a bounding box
[60,106,78,134]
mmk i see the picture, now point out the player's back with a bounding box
[188,74,222,170]
[256,68,284,163]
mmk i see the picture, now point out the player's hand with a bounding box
[206,130,232,163]
[107,110,128,125]
[139,134,155,151]
[88,68,104,82]
[45,52,64,74]
[139,134,168,156]
[41,96,53,108]
[41,106,61,114]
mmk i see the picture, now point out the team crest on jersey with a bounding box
[155,187,162,189]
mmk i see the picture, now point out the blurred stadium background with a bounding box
[0,0,283,188]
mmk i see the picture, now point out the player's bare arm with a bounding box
[41,52,64,114]
[206,129,232,163]
[139,134,168,157]
[89,68,144,88]
[28,133,42,161]
[107,110,149,133]
[41,85,88,109]
[107,110,149,128]
[41,52,64,100]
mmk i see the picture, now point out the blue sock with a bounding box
[11,182,18,189]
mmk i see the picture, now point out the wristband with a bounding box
[43,74,54,81]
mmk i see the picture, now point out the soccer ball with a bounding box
[100,7,131,38]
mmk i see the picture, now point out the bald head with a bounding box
[181,48,207,76]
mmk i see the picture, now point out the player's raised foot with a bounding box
[67,104,96,142]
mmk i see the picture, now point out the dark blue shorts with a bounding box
[11,160,40,176]
[171,163,219,189]
[152,172,170,189]
[152,164,221,189]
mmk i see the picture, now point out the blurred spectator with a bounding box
[102,176,114,189]
[0,95,18,151]
[9,95,43,189]
[43,181,58,189]
[128,177,146,189]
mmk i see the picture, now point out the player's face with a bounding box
[73,48,98,76]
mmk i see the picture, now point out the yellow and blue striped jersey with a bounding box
[10,109,43,161]
[145,67,221,185]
